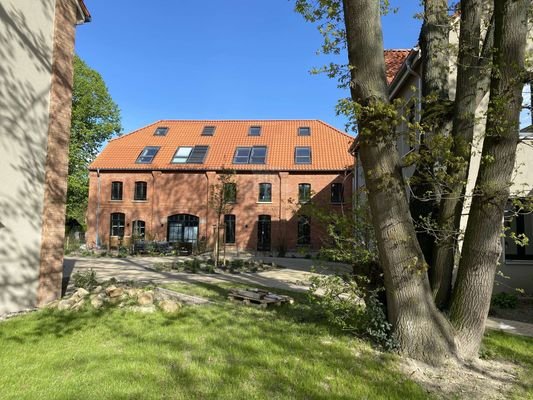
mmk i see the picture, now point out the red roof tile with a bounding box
[384,49,411,84]
[90,120,354,172]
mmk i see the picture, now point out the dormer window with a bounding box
[298,126,311,136]
[201,126,216,136]
[154,126,169,136]
[249,126,262,136]
[135,146,160,164]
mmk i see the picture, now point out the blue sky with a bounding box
[75,1,422,135]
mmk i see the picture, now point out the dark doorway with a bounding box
[257,215,271,251]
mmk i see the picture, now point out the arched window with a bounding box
[132,220,145,239]
[110,213,125,237]
[167,214,199,244]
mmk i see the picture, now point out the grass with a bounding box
[482,331,533,399]
[0,280,531,399]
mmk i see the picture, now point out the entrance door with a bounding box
[257,215,271,251]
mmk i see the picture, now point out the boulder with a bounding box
[93,286,103,294]
[137,291,154,306]
[72,299,86,311]
[158,299,181,313]
[57,299,75,311]
[91,297,104,309]
[106,286,124,298]
[73,288,90,299]
[126,288,139,298]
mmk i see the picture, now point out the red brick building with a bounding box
[87,120,353,253]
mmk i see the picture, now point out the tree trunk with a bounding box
[410,0,451,286]
[430,0,484,308]
[449,0,529,359]
[342,0,456,364]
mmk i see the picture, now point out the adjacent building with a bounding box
[0,0,91,314]
[354,48,533,294]
[87,120,354,253]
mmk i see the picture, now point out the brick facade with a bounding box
[86,170,353,253]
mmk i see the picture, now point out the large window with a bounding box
[331,183,344,203]
[171,146,209,164]
[223,182,237,203]
[294,147,311,164]
[135,146,160,164]
[132,220,145,239]
[111,181,123,200]
[224,214,236,244]
[258,183,272,202]
[505,202,533,260]
[297,215,311,245]
[134,181,147,200]
[233,146,267,164]
[167,214,199,245]
[110,213,125,237]
[298,183,311,203]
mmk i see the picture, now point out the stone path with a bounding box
[63,256,533,338]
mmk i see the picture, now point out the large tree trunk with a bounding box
[449,0,529,359]
[430,0,485,308]
[342,0,456,364]
[409,0,451,271]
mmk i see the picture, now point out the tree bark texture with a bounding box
[431,0,484,309]
[449,0,529,359]
[342,0,456,364]
[411,0,452,292]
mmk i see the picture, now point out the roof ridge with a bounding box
[109,120,163,142]
[315,120,355,141]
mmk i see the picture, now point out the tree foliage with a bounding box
[67,55,121,228]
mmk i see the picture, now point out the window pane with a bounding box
[298,215,311,245]
[187,146,209,164]
[134,181,147,200]
[299,183,311,202]
[110,213,125,237]
[233,147,251,163]
[132,220,145,238]
[136,146,160,164]
[331,183,344,203]
[154,126,168,136]
[295,147,311,164]
[298,127,311,136]
[172,146,193,163]
[111,182,123,200]
[224,214,236,244]
[201,126,216,136]
[250,146,267,164]
[249,126,261,136]
[259,183,272,202]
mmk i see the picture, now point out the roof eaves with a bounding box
[76,0,91,23]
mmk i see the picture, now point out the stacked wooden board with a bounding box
[228,288,293,308]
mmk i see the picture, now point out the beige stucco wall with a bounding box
[0,0,57,313]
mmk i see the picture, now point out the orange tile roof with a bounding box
[90,120,354,172]
[384,49,411,84]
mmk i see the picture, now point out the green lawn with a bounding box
[0,281,531,399]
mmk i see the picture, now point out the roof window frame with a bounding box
[135,146,161,164]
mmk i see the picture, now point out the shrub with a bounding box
[72,269,98,290]
[308,274,396,350]
[190,258,201,273]
[491,292,518,309]
[230,259,244,273]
